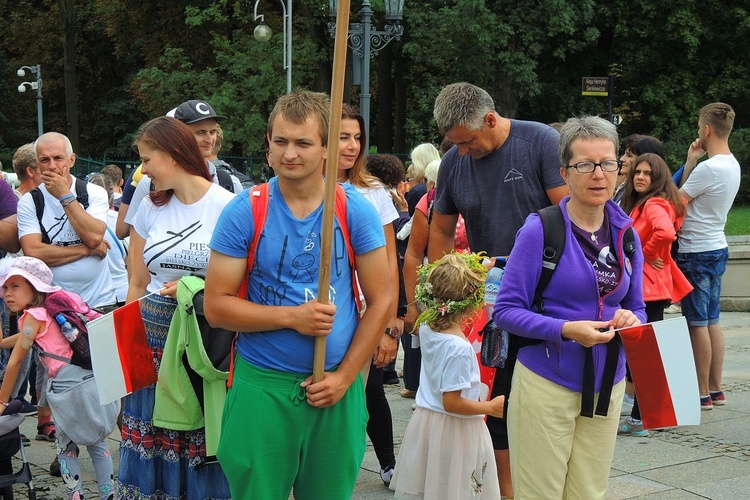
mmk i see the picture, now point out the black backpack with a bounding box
[499,204,636,418]
[31,178,89,245]
[212,163,237,192]
[213,160,253,190]
[148,162,239,194]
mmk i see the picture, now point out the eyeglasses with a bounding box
[566,160,621,173]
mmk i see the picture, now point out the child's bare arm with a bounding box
[0,333,20,350]
[0,316,41,413]
[443,390,505,418]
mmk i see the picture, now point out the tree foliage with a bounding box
[0,0,748,203]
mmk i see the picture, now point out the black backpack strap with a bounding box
[74,177,89,209]
[215,167,234,192]
[31,187,52,245]
[595,336,621,416]
[535,205,566,311]
[501,205,567,411]
[581,347,596,417]
[32,343,72,364]
[623,226,636,258]
[426,189,437,225]
[581,334,621,418]
[32,179,89,245]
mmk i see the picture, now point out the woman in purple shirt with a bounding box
[493,116,646,499]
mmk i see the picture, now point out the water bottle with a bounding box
[55,314,79,342]
[484,257,507,308]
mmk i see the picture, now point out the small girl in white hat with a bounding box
[0,256,115,499]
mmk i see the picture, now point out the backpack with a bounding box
[212,163,236,192]
[497,204,636,418]
[148,161,241,194]
[213,160,254,190]
[426,188,437,225]
[33,290,103,369]
[31,178,89,245]
[229,182,358,386]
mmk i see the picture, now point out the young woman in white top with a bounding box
[120,116,235,499]
[337,103,400,484]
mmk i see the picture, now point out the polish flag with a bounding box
[619,316,700,430]
[87,300,158,405]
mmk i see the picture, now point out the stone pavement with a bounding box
[4,312,749,498]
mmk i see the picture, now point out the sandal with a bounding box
[36,421,57,442]
[400,389,417,399]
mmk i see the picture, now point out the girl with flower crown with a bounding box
[390,252,503,499]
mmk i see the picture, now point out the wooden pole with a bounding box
[314,0,351,383]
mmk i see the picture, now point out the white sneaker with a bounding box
[665,303,682,314]
[621,394,634,416]
[380,464,395,485]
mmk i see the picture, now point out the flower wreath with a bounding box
[413,252,487,330]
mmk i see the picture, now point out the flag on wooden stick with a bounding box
[88,299,158,404]
[619,316,700,430]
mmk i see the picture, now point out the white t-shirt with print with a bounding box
[17,180,116,308]
[133,183,235,293]
[125,162,240,226]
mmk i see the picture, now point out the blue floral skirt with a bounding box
[117,294,230,499]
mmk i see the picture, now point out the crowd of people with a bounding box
[0,84,741,500]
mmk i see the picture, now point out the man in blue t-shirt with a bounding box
[428,82,568,498]
[204,91,391,499]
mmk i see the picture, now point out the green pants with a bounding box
[217,357,367,500]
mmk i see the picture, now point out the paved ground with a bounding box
[4,311,750,498]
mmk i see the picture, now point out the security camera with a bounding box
[17,68,25,77]
[17,84,26,93]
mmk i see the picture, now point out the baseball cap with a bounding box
[166,100,227,125]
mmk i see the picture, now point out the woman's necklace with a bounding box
[568,212,603,244]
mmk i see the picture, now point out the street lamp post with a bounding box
[17,64,44,137]
[328,0,404,148]
[253,0,292,93]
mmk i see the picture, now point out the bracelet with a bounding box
[0,401,7,407]
[59,193,75,204]
[61,197,77,208]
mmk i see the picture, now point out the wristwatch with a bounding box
[385,326,401,339]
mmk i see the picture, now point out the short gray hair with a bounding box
[409,143,441,177]
[558,116,619,167]
[34,132,74,157]
[433,83,495,135]
[424,159,441,185]
[13,143,37,181]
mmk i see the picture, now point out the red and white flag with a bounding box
[88,299,158,405]
[465,308,496,405]
[619,316,700,430]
